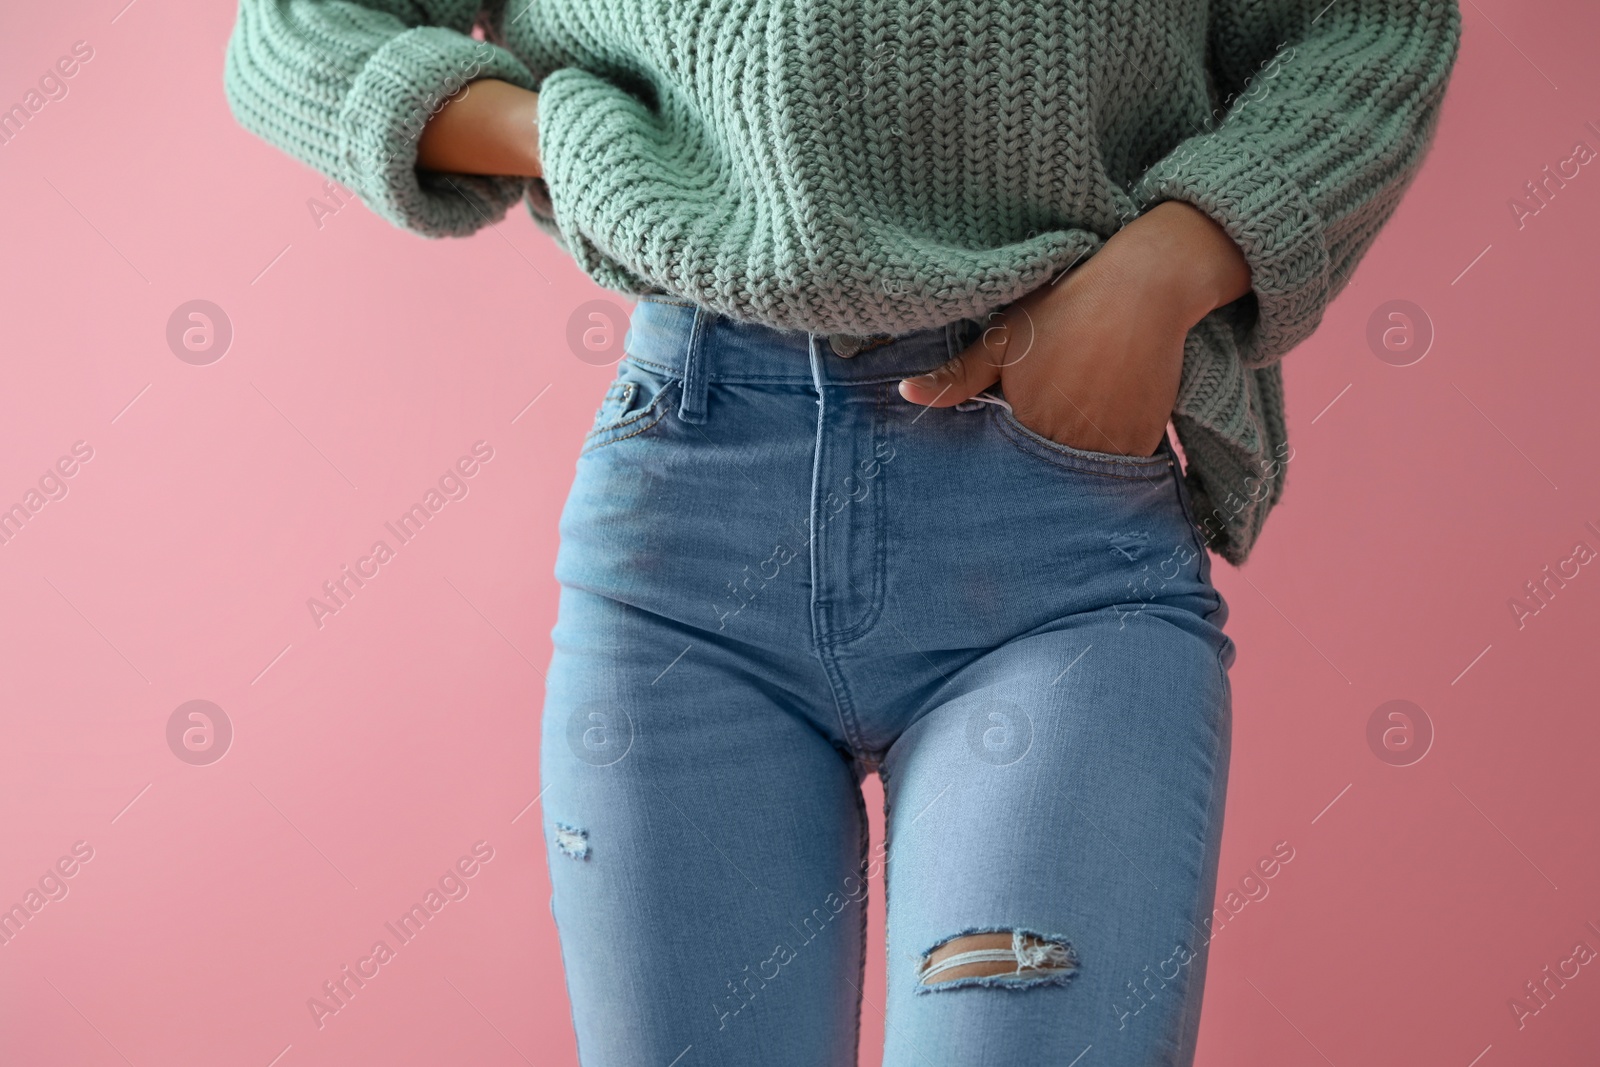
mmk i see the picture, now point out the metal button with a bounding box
[828,333,864,358]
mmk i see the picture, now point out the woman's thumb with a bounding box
[897,320,1011,406]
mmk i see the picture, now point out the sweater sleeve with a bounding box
[223,0,544,238]
[1130,0,1461,367]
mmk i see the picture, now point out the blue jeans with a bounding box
[541,295,1236,1066]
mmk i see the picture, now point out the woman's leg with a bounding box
[540,583,869,1066]
[537,301,880,1064]
[878,603,1233,1067]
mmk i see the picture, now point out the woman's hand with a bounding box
[416,77,543,178]
[898,201,1253,457]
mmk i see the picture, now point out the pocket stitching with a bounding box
[579,384,674,456]
[587,381,637,433]
[991,406,1172,480]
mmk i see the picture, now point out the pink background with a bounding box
[3,3,1598,1065]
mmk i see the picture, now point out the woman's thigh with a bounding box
[540,585,869,1067]
[879,605,1233,1067]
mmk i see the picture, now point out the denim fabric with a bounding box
[540,295,1237,1066]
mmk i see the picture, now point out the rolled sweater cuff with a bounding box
[528,66,659,291]
[1132,137,1331,368]
[339,26,539,238]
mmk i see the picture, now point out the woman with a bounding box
[224,2,1460,1063]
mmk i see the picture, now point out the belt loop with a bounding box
[678,305,712,424]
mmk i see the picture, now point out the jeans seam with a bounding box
[814,641,870,759]
[633,292,698,309]
[542,819,591,1067]
[806,355,871,756]
[818,385,890,646]
[1168,457,1225,623]
[849,762,871,1066]
[878,755,894,983]
[1172,645,1232,1059]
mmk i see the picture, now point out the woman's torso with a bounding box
[500,0,1214,335]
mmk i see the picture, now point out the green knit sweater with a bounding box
[223,0,1460,563]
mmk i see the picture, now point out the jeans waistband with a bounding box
[623,295,990,425]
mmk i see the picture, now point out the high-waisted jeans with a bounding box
[540,295,1237,1067]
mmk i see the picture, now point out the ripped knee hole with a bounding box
[917,930,1078,989]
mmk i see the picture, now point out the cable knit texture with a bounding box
[223,0,1460,563]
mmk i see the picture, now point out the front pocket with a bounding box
[990,404,1173,480]
[581,359,677,456]
[590,381,639,432]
